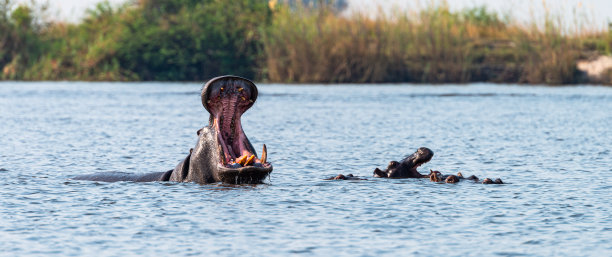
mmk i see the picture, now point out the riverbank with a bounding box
[1,0,611,85]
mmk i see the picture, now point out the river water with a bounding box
[0,82,610,256]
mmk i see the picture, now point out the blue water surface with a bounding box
[0,82,610,256]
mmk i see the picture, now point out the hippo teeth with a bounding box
[261,144,267,164]
[236,155,248,166]
[234,154,256,167]
[245,154,255,166]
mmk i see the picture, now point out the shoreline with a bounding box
[1,1,611,85]
[1,80,610,86]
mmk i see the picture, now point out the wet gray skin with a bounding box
[74,75,273,184]
[373,147,434,178]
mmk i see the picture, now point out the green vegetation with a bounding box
[1,0,611,84]
[263,4,611,84]
[1,0,270,81]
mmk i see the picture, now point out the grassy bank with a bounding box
[1,0,611,84]
[263,4,612,84]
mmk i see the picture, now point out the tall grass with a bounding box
[262,2,612,84]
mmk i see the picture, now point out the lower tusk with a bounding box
[236,155,247,166]
[245,154,255,166]
[261,144,267,164]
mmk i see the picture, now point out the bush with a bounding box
[114,0,270,81]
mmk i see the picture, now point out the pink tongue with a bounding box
[209,88,254,167]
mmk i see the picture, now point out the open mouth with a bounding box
[409,147,434,173]
[202,76,272,173]
[410,161,428,174]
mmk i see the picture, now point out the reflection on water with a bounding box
[0,82,611,256]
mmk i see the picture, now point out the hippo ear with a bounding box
[388,161,399,169]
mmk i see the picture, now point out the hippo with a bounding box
[429,170,503,184]
[373,147,434,178]
[324,174,367,180]
[74,75,273,184]
[370,147,503,184]
[326,147,504,184]
[323,147,433,180]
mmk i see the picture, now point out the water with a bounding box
[0,82,610,256]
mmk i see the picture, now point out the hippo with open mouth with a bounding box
[325,147,433,180]
[373,147,434,178]
[74,75,273,184]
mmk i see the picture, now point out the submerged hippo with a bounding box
[429,170,503,184]
[74,75,273,184]
[373,147,434,178]
[324,174,367,180]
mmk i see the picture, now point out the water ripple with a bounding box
[0,82,610,256]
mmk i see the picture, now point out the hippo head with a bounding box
[195,75,272,184]
[373,147,433,178]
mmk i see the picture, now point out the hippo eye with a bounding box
[388,161,399,169]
